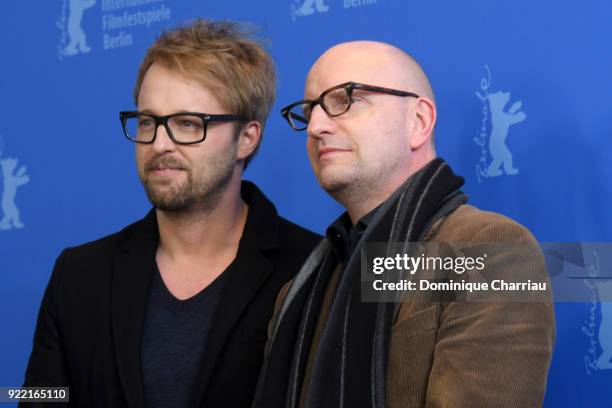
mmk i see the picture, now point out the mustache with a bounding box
[144,156,189,172]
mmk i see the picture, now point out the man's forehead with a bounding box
[305,45,406,96]
[138,63,224,112]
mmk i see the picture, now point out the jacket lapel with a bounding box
[196,250,275,393]
[196,181,280,403]
[111,211,158,408]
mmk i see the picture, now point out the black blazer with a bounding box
[23,182,321,407]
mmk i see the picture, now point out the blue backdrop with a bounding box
[1,0,610,406]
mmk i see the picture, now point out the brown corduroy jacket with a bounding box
[269,204,556,408]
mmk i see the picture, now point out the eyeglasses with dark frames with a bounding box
[280,81,419,131]
[119,111,244,144]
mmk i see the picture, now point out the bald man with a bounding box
[253,41,555,408]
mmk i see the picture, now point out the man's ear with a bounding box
[236,121,261,161]
[410,97,436,150]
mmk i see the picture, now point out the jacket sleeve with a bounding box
[419,220,556,408]
[23,250,70,389]
[385,218,555,408]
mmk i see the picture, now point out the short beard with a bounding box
[324,179,368,210]
[140,149,236,216]
[317,164,386,212]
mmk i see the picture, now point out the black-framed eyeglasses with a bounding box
[280,81,419,131]
[119,111,243,144]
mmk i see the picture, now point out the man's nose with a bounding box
[307,104,334,139]
[151,124,176,153]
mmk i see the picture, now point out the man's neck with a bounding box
[343,174,409,224]
[153,178,249,300]
[155,182,247,261]
[343,156,436,224]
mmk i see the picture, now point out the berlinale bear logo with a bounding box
[0,137,30,231]
[474,65,527,182]
[57,0,96,59]
[291,0,329,20]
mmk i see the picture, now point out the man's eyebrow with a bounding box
[350,89,376,98]
[139,108,204,115]
[352,87,379,95]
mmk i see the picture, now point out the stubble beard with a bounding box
[316,156,393,212]
[316,162,366,207]
[139,149,237,215]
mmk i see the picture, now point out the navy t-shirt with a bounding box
[141,263,229,407]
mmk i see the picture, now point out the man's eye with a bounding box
[177,118,203,130]
[139,118,153,128]
[332,95,350,105]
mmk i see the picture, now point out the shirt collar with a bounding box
[325,205,379,264]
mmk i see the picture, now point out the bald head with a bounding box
[302,41,438,221]
[306,41,435,103]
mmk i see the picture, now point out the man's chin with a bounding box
[318,176,351,196]
[149,196,193,213]
[143,184,191,212]
[316,166,354,189]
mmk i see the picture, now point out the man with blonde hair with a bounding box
[254,41,554,407]
[23,20,319,407]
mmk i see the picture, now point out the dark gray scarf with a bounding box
[253,158,467,408]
